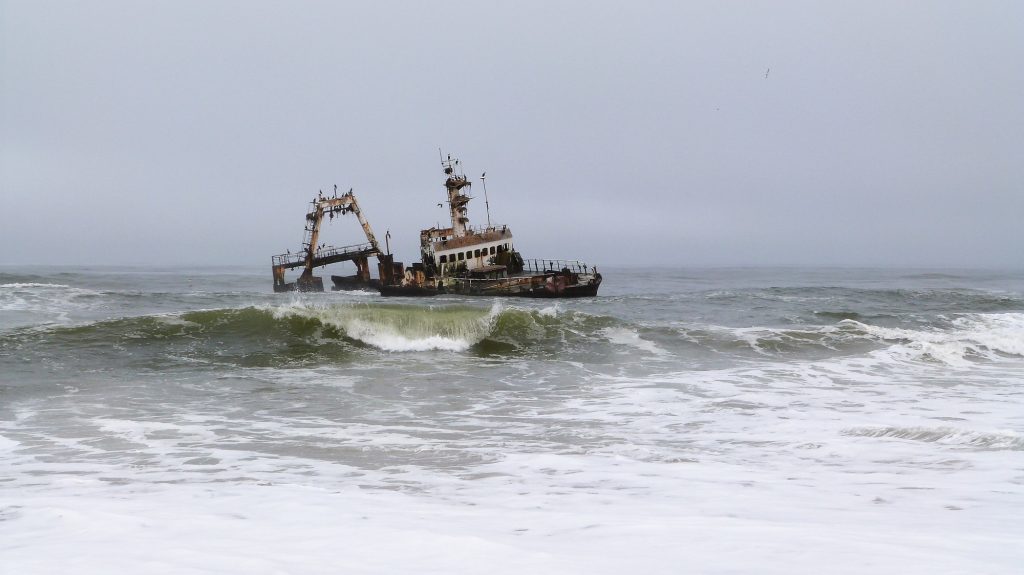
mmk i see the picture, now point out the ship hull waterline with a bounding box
[379,274,601,298]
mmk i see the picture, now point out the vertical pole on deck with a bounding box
[481,172,491,228]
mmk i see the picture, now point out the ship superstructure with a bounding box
[379,155,601,297]
[417,156,517,277]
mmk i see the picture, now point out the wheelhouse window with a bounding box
[489,246,496,255]
[458,252,464,261]
[439,255,447,263]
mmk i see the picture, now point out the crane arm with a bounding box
[302,191,381,276]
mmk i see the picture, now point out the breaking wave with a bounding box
[666,312,1024,366]
[2,297,1022,368]
[0,302,622,361]
[840,313,1024,365]
[269,301,501,352]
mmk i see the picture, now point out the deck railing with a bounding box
[464,224,510,235]
[520,259,594,275]
[313,242,377,260]
[436,257,598,276]
[272,242,377,267]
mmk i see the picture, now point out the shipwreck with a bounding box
[271,155,602,298]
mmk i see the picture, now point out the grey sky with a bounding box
[2,1,1022,268]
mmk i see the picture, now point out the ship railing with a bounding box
[443,276,538,292]
[464,224,510,235]
[521,259,594,275]
[272,242,377,267]
[271,251,305,267]
[312,242,378,260]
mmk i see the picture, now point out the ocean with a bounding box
[1,265,1022,574]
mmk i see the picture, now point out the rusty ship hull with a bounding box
[378,274,598,296]
[379,258,601,298]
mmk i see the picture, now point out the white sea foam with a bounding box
[1,282,74,289]
[537,304,560,317]
[843,312,1024,366]
[0,282,104,326]
[95,418,220,444]
[340,321,475,352]
[2,451,1020,575]
[683,312,1024,366]
[0,434,19,453]
[601,326,666,355]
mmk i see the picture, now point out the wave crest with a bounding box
[268,302,502,352]
[1,302,623,357]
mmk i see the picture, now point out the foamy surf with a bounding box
[3,266,1023,575]
[842,311,1024,365]
[601,326,667,355]
[0,282,104,327]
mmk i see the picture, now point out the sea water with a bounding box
[1,266,1022,574]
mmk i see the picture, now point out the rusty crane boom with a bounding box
[271,188,382,292]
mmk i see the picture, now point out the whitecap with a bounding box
[841,312,1024,366]
[600,326,666,355]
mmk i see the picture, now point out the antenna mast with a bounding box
[440,152,472,237]
[481,172,491,228]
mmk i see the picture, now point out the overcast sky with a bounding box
[2,1,1022,269]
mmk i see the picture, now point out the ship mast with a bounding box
[441,154,472,237]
